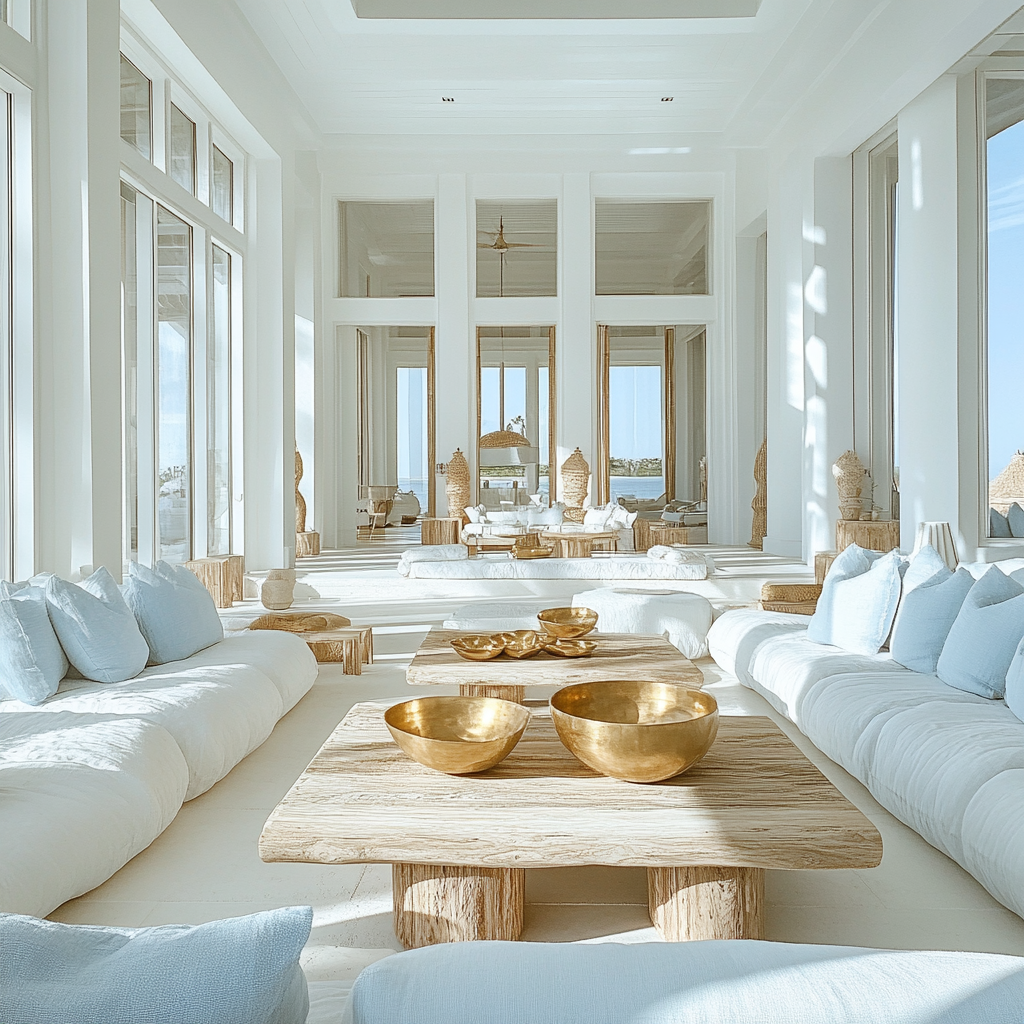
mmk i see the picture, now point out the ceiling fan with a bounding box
[478,216,543,255]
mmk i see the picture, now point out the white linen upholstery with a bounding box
[571,589,713,659]
[705,608,808,684]
[0,712,188,917]
[343,939,1024,1024]
[403,554,710,581]
[962,769,1024,919]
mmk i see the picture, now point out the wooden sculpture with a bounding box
[295,447,320,557]
[832,450,867,522]
[561,448,590,509]
[749,439,767,550]
[445,449,471,518]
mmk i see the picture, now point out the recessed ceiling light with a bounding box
[661,97,674,102]
[442,96,455,103]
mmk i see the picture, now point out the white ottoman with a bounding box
[443,602,548,632]
[573,588,713,659]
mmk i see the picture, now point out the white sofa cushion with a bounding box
[402,555,709,581]
[0,712,188,917]
[937,567,1024,698]
[122,561,223,665]
[961,769,1024,919]
[0,906,312,1024]
[45,569,150,683]
[807,548,903,655]
[0,582,67,705]
[706,608,808,686]
[889,567,975,675]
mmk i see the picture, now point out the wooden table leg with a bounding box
[648,866,764,941]
[459,683,526,704]
[393,862,525,949]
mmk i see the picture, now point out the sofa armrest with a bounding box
[759,583,822,616]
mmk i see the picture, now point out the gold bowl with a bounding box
[544,639,597,658]
[495,630,545,659]
[549,681,718,783]
[385,696,530,775]
[450,635,505,661]
[537,606,599,639]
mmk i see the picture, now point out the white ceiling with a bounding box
[350,0,762,19]
[229,0,820,139]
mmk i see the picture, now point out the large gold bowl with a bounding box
[549,681,718,783]
[537,606,598,639]
[384,696,530,775]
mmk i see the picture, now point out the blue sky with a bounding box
[988,121,1024,479]
[609,365,663,460]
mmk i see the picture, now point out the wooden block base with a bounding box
[185,554,244,608]
[393,862,525,949]
[421,517,461,546]
[459,683,526,704]
[296,531,320,558]
[306,626,374,674]
[835,518,899,554]
[648,865,764,941]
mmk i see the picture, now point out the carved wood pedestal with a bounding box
[421,517,461,546]
[393,863,525,949]
[648,865,765,941]
[296,531,320,558]
[185,555,244,608]
[835,519,900,554]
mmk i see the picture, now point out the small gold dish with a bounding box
[537,606,598,639]
[550,680,719,783]
[511,545,554,559]
[385,696,530,774]
[450,635,505,661]
[543,639,597,658]
[495,630,545,659]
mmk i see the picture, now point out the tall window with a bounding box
[169,104,196,195]
[212,146,233,223]
[120,56,151,159]
[120,183,141,564]
[155,207,192,563]
[0,89,12,579]
[208,245,231,554]
[985,77,1024,534]
[396,366,427,509]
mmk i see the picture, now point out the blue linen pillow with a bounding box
[0,581,67,704]
[901,544,949,593]
[808,546,902,655]
[807,543,881,645]
[122,560,224,665]
[1009,503,1024,539]
[890,567,975,675]
[936,567,1024,698]
[44,568,149,683]
[991,508,1013,537]
[1005,638,1024,723]
[0,906,312,1024]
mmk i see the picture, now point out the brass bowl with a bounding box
[550,681,718,783]
[494,630,545,659]
[544,639,597,658]
[537,606,599,639]
[450,635,505,661]
[385,696,530,774]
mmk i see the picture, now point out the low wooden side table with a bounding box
[835,519,899,553]
[249,613,373,675]
[540,530,618,558]
[185,554,245,608]
[649,522,708,546]
[421,517,461,546]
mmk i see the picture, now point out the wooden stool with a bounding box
[249,614,372,674]
[421,517,461,546]
[185,555,245,608]
[296,531,320,557]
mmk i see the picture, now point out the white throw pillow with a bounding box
[0,581,67,705]
[807,546,903,655]
[902,544,949,594]
[583,506,612,529]
[937,567,1024,698]
[45,568,149,683]
[122,561,224,666]
[464,506,481,524]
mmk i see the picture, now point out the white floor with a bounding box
[50,541,1024,988]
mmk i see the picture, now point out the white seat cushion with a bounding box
[706,608,808,685]
[0,712,188,917]
[405,555,709,581]
[961,769,1024,919]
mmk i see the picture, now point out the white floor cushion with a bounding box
[405,555,710,581]
[572,588,713,659]
[961,769,1024,919]
[0,664,284,801]
[0,712,187,917]
[706,609,808,684]
[443,602,548,631]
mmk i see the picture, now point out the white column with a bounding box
[897,77,961,550]
[558,173,595,504]
[435,174,473,499]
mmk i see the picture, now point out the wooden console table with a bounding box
[835,519,899,553]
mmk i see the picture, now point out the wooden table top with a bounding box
[259,702,882,872]
[406,628,704,688]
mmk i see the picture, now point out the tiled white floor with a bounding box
[49,544,1024,983]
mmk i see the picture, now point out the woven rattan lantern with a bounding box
[561,447,590,509]
[445,449,471,518]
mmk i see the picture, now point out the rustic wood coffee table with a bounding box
[260,702,882,949]
[407,627,703,703]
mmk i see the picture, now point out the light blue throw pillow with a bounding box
[0,906,312,1024]
[122,560,224,665]
[901,544,949,593]
[1005,638,1024,723]
[937,567,1024,698]
[991,508,1013,537]
[890,567,975,675]
[0,581,67,704]
[44,568,149,683]
[1009,503,1024,539]
[808,545,902,655]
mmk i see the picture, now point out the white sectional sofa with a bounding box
[0,630,317,918]
[708,605,1024,921]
